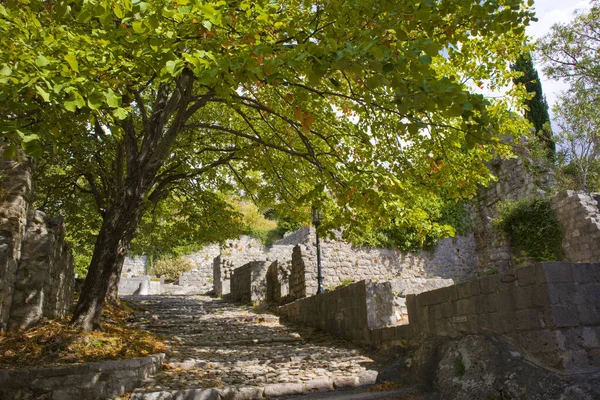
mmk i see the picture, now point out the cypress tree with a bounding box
[511,53,556,156]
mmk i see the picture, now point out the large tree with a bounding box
[553,83,600,192]
[1,0,534,330]
[537,1,600,87]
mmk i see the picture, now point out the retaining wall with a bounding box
[121,256,147,278]
[0,354,164,400]
[118,276,163,296]
[279,262,600,373]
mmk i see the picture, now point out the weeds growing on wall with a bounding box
[493,197,564,262]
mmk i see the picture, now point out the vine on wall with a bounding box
[493,197,564,263]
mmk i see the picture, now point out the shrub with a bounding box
[151,257,195,283]
[493,197,564,262]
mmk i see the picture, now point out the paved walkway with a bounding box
[125,295,419,399]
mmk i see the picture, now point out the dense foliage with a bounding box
[493,198,564,263]
[1,0,534,329]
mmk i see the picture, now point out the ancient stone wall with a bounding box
[552,191,600,262]
[286,232,478,301]
[0,147,74,330]
[266,261,289,303]
[279,262,600,373]
[0,145,33,329]
[471,143,555,274]
[8,211,74,329]
[121,256,147,277]
[229,261,272,305]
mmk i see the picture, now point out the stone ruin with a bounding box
[0,145,75,331]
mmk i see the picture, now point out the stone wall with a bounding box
[229,261,272,305]
[287,232,478,301]
[279,262,600,373]
[8,211,74,330]
[0,145,33,329]
[176,245,221,287]
[552,190,600,262]
[0,353,164,400]
[0,146,74,331]
[122,256,147,277]
[118,276,163,296]
[266,261,289,303]
[471,143,555,274]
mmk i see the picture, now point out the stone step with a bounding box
[131,372,378,400]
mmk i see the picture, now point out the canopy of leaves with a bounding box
[3,0,534,250]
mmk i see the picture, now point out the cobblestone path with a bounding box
[126,295,386,399]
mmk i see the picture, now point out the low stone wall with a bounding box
[552,190,600,262]
[8,211,74,330]
[118,276,163,296]
[279,262,600,373]
[230,261,272,305]
[0,354,164,400]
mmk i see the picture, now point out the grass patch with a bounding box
[0,302,166,368]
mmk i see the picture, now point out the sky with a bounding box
[527,0,592,114]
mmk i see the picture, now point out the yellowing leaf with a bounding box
[64,54,79,72]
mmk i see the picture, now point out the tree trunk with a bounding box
[106,250,126,305]
[71,202,140,330]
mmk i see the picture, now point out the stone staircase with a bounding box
[126,295,381,399]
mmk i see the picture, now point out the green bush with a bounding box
[151,257,196,283]
[493,197,564,262]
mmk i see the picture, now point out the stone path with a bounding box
[125,295,389,399]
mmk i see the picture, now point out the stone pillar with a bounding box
[0,145,33,330]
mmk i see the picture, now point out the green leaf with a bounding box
[132,21,146,33]
[87,91,105,110]
[64,54,79,72]
[105,89,122,108]
[147,15,159,30]
[461,101,474,111]
[419,55,432,65]
[0,64,12,76]
[35,55,50,67]
[113,107,129,120]
[36,86,51,102]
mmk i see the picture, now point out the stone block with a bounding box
[264,383,304,397]
[303,378,332,392]
[457,282,472,299]
[332,376,359,389]
[551,305,580,328]
[577,305,600,325]
[173,389,218,400]
[547,283,577,305]
[496,290,516,313]
[514,286,536,310]
[516,266,537,287]
[541,262,574,283]
[358,370,378,386]
[470,280,481,296]
[447,285,459,301]
[219,387,264,400]
[515,309,542,331]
